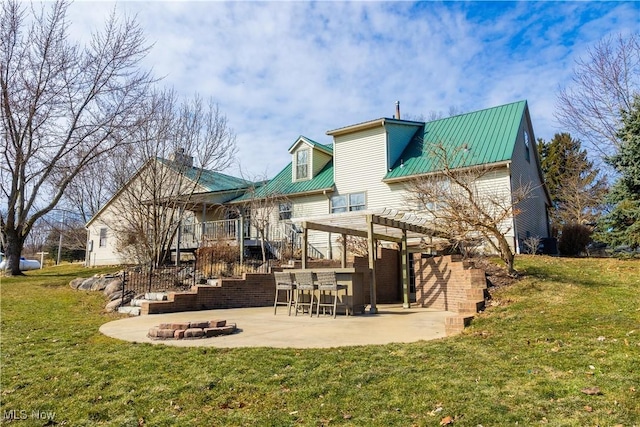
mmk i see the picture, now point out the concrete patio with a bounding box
[99,304,454,348]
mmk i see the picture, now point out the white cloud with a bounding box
[65,1,639,176]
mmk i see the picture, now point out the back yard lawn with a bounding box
[1,257,639,426]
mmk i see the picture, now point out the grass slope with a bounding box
[1,257,639,426]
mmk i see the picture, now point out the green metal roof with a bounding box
[288,135,333,154]
[158,158,252,192]
[384,100,527,180]
[231,160,334,202]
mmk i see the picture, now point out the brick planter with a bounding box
[147,319,237,340]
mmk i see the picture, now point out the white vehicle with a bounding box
[0,253,41,271]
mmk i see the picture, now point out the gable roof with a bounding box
[327,117,424,136]
[288,135,333,155]
[230,160,335,202]
[87,157,252,227]
[157,158,252,193]
[384,100,527,180]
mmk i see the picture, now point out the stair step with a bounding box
[118,306,141,316]
[145,292,168,301]
[445,315,475,336]
[457,300,485,314]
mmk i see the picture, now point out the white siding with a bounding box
[333,126,403,211]
[509,113,550,251]
[474,168,518,250]
[312,148,332,177]
[86,207,127,266]
[291,194,332,256]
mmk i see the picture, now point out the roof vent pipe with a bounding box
[395,101,400,119]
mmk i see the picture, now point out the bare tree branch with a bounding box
[104,89,237,266]
[1,0,155,274]
[556,32,640,160]
[405,144,534,275]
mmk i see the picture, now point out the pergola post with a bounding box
[239,215,245,265]
[341,233,347,268]
[367,215,377,314]
[301,227,308,269]
[402,229,410,308]
[201,203,207,245]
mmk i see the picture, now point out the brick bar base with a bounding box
[147,319,237,340]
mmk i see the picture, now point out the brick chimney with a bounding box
[170,148,193,168]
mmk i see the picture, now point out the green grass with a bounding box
[1,257,639,426]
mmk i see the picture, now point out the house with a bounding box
[231,99,550,258]
[85,100,550,266]
[85,153,252,266]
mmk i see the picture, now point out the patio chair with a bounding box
[273,271,296,316]
[316,271,349,318]
[293,271,316,317]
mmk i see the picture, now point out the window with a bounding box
[524,130,530,163]
[331,195,347,213]
[349,192,366,211]
[295,149,309,180]
[99,228,107,247]
[331,192,366,213]
[279,202,292,220]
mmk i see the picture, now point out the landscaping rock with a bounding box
[117,306,141,316]
[104,293,132,312]
[90,278,109,291]
[144,292,167,301]
[69,278,85,289]
[78,277,97,291]
[103,279,123,296]
[109,291,124,301]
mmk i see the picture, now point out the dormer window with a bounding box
[296,149,309,180]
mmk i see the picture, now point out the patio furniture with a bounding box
[273,272,296,316]
[316,271,349,318]
[294,271,316,317]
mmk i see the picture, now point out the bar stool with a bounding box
[293,271,316,317]
[273,271,295,316]
[316,271,349,318]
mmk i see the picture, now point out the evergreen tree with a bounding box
[537,133,607,234]
[596,96,640,249]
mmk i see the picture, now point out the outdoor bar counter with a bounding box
[284,268,368,315]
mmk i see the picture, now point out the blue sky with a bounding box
[67,1,639,178]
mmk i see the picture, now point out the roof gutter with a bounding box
[227,186,335,204]
[327,117,423,137]
[382,160,512,184]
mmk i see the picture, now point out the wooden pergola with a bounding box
[294,209,436,313]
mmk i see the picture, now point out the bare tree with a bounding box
[405,144,533,275]
[235,172,289,265]
[556,32,640,159]
[0,0,155,275]
[105,90,237,266]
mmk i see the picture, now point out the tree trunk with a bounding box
[259,229,267,265]
[4,228,26,276]
[497,234,517,276]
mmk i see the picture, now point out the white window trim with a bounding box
[331,192,366,213]
[295,148,309,181]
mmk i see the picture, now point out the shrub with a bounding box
[558,223,592,256]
